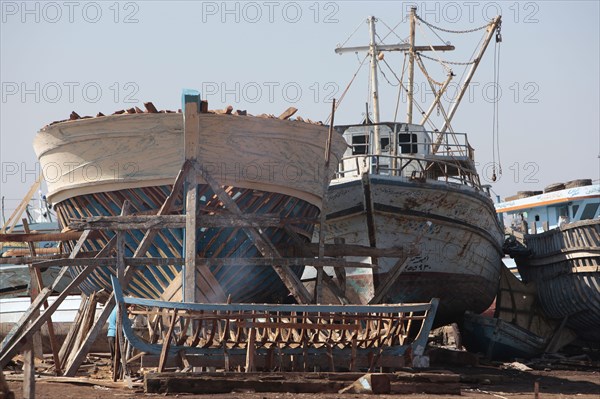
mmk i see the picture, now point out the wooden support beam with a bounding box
[0,252,97,266]
[22,219,62,375]
[63,158,191,376]
[315,99,336,304]
[116,202,131,281]
[183,89,201,303]
[158,310,178,372]
[198,168,313,304]
[0,231,94,369]
[26,256,376,270]
[68,214,317,231]
[1,174,42,234]
[245,328,256,372]
[22,339,35,399]
[0,230,98,243]
[369,224,427,304]
[333,237,347,294]
[115,202,130,383]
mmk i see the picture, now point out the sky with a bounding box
[1,0,599,217]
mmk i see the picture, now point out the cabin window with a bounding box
[398,133,418,154]
[535,215,540,222]
[380,137,390,152]
[571,204,579,218]
[580,202,599,220]
[351,135,369,155]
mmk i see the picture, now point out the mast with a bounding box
[368,16,381,156]
[406,7,416,124]
[440,15,502,133]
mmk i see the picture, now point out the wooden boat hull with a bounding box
[34,112,347,302]
[324,175,504,325]
[513,219,600,342]
[462,312,547,360]
[56,186,316,302]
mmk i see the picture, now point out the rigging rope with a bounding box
[418,52,477,65]
[378,18,408,43]
[326,53,370,124]
[415,13,490,34]
[393,54,407,123]
[336,18,368,50]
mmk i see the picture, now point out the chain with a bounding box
[418,52,477,65]
[415,13,490,34]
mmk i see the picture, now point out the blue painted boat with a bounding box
[497,182,600,342]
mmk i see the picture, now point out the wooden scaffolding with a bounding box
[0,92,435,396]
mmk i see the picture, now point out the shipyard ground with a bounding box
[4,365,599,398]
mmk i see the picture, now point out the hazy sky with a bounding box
[1,0,599,216]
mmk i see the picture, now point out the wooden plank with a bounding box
[68,214,316,230]
[0,233,98,368]
[0,252,98,266]
[22,339,35,399]
[0,230,98,243]
[144,102,158,113]
[278,107,298,120]
[26,256,375,270]
[245,328,256,372]
[183,90,200,303]
[184,175,198,302]
[58,295,88,365]
[1,174,42,234]
[158,310,178,372]
[116,202,131,280]
[315,100,336,304]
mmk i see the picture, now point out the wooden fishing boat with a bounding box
[317,10,504,325]
[111,275,439,371]
[33,106,347,303]
[497,181,600,342]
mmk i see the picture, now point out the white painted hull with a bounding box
[34,112,347,208]
[324,174,504,325]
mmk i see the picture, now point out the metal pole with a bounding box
[368,16,381,157]
[406,7,416,124]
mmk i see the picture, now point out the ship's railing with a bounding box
[336,153,482,190]
[427,131,473,159]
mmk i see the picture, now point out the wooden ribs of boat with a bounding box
[516,219,600,342]
[111,276,439,371]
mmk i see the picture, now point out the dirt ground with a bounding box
[4,366,600,399]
